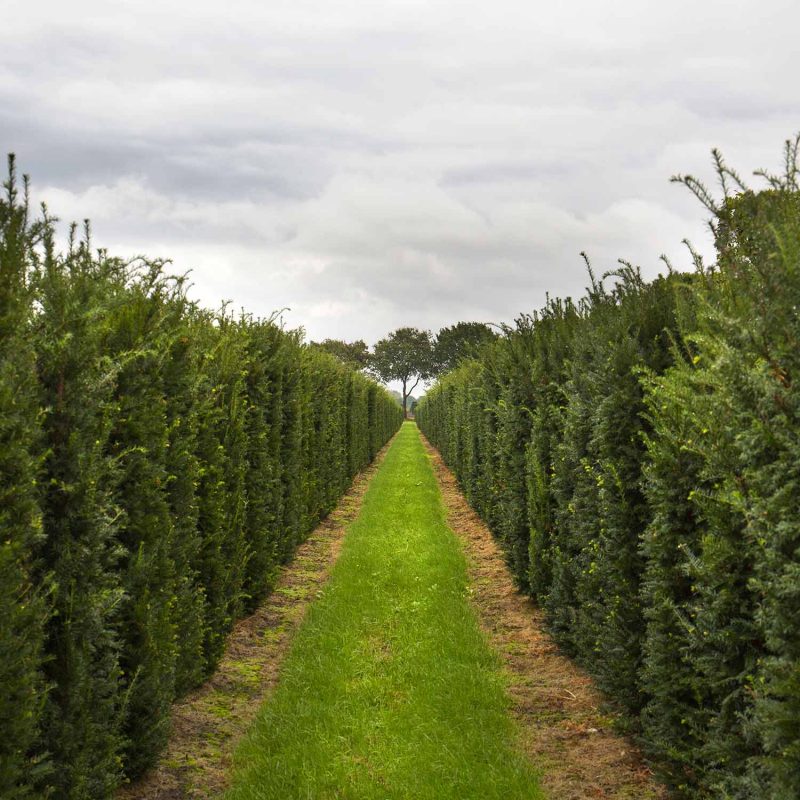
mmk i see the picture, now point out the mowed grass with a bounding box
[225,422,542,800]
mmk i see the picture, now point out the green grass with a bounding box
[225,422,542,800]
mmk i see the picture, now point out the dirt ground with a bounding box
[117,439,394,800]
[420,434,667,800]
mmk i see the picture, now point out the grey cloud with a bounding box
[2,0,799,346]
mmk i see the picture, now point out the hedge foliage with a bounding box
[417,142,800,798]
[0,158,402,799]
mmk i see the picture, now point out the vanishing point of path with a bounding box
[225,421,542,799]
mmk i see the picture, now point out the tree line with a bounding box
[0,157,403,799]
[417,137,800,799]
[314,321,497,415]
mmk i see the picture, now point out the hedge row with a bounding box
[417,151,800,797]
[0,158,403,799]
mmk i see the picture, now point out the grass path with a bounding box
[225,422,542,800]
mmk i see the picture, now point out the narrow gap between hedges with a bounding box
[123,422,668,800]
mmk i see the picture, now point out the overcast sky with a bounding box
[3,0,799,346]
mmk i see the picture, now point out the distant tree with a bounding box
[371,327,433,417]
[433,322,497,374]
[313,339,370,371]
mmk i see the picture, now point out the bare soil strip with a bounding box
[420,435,667,800]
[117,438,395,800]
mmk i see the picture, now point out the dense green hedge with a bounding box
[418,151,800,797]
[0,158,403,799]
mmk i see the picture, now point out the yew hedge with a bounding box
[0,158,402,799]
[418,143,800,798]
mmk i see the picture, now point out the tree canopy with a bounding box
[370,327,433,416]
[433,322,497,375]
[312,338,371,371]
